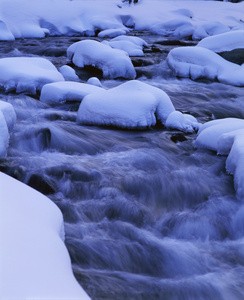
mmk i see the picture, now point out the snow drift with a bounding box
[0,171,90,299]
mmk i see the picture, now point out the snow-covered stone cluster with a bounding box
[166,30,244,86]
[195,118,244,200]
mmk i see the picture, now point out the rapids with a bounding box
[1,34,244,299]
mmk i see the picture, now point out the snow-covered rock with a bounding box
[166,46,244,86]
[87,77,102,87]
[0,171,90,299]
[98,28,129,38]
[77,80,198,132]
[40,81,104,105]
[0,57,64,94]
[197,30,244,53]
[194,118,244,200]
[192,21,230,40]
[165,111,199,133]
[58,65,79,82]
[67,40,136,79]
[0,101,16,158]
[150,19,194,39]
[102,35,148,57]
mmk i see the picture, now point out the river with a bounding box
[1,34,244,299]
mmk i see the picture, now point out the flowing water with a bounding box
[1,34,244,299]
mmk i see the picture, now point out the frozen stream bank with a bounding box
[1,32,244,299]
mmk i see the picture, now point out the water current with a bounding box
[1,34,244,299]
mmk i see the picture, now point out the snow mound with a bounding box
[58,65,79,82]
[197,30,244,53]
[150,19,194,39]
[194,118,244,200]
[40,81,104,105]
[77,80,198,131]
[102,35,148,57]
[0,101,16,158]
[0,57,64,94]
[165,111,199,133]
[98,28,129,38]
[166,46,244,86]
[0,172,90,299]
[192,21,230,40]
[87,77,102,87]
[67,39,136,79]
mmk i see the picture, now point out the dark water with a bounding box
[1,35,244,299]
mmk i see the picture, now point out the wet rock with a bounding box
[219,49,244,65]
[27,174,55,195]
[170,133,187,143]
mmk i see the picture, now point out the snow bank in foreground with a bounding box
[77,80,199,131]
[166,46,244,86]
[0,57,64,94]
[195,118,244,200]
[67,40,136,79]
[197,30,244,53]
[40,81,104,105]
[0,101,16,158]
[0,172,90,299]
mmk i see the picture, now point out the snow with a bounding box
[0,172,90,299]
[0,101,16,158]
[87,77,103,87]
[150,19,194,39]
[102,35,148,56]
[197,30,244,53]
[98,28,129,38]
[40,81,104,105]
[0,57,64,94]
[77,80,198,131]
[0,1,243,40]
[58,65,79,82]
[194,118,244,199]
[165,111,199,133]
[67,39,136,79]
[166,46,244,86]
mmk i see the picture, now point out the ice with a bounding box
[77,80,198,131]
[58,65,79,82]
[194,118,244,200]
[0,101,16,158]
[0,172,90,299]
[67,39,136,79]
[197,30,244,53]
[166,46,244,86]
[0,20,14,40]
[0,57,64,94]
[40,81,104,105]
